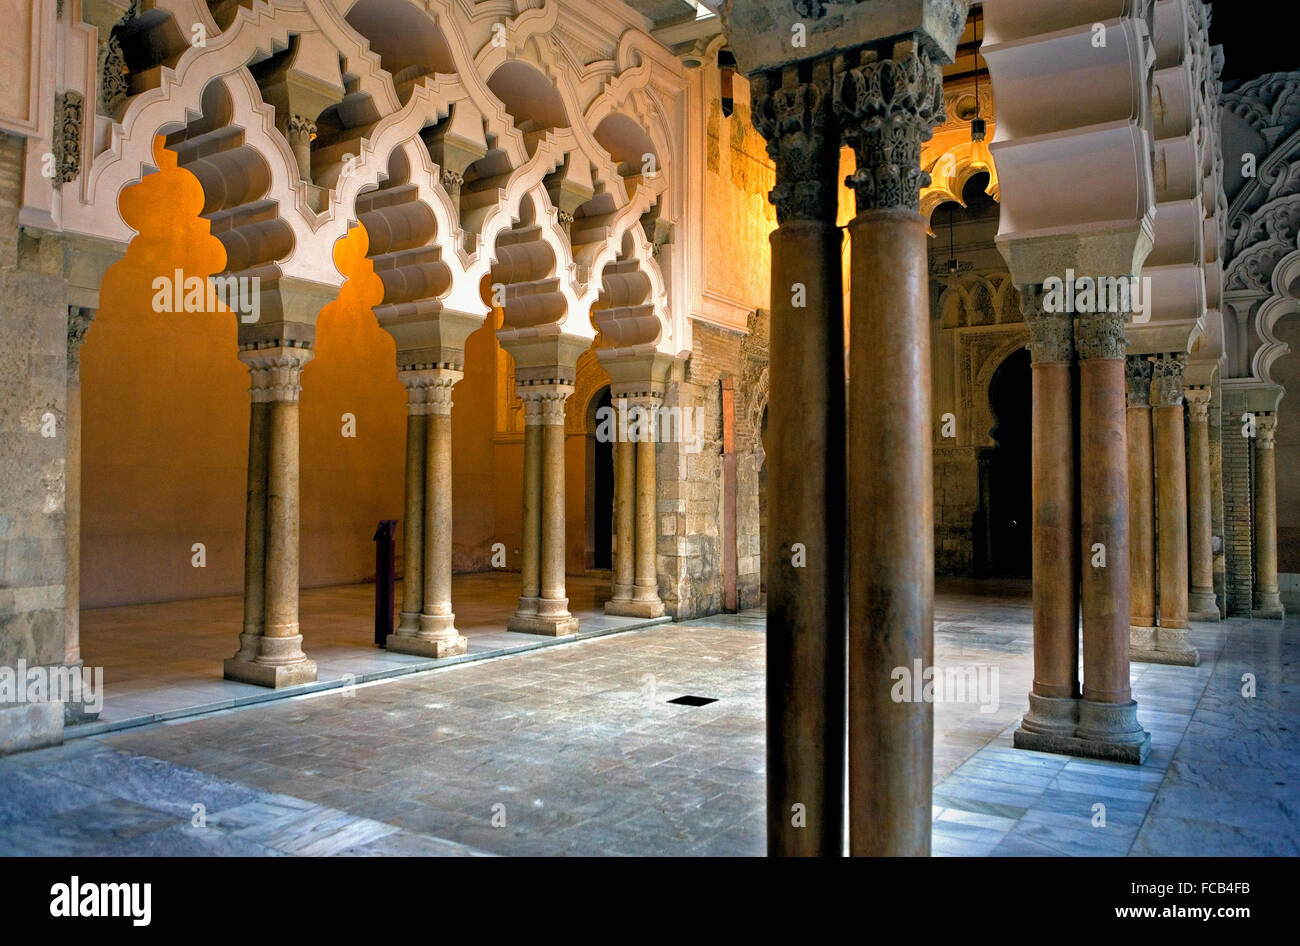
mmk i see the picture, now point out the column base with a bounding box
[396,611,423,633]
[1188,590,1220,621]
[223,654,318,688]
[507,610,579,636]
[605,597,665,618]
[1015,697,1150,764]
[1252,592,1284,619]
[385,631,467,659]
[1016,692,1078,738]
[1130,625,1200,666]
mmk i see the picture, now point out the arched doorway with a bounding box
[985,347,1032,577]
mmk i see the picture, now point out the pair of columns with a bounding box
[225,342,318,687]
[606,395,665,619]
[751,45,943,856]
[1014,291,1151,765]
[386,366,468,658]
[1126,354,1201,666]
[508,381,579,636]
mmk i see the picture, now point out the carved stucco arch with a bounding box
[967,328,1031,449]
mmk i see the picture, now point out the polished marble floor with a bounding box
[76,572,668,733]
[2,578,1296,856]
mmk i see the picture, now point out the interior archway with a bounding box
[984,347,1033,578]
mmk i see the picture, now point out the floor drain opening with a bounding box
[668,695,717,706]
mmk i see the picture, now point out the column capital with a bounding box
[1021,284,1075,364]
[1257,413,1277,448]
[750,63,839,224]
[238,343,314,403]
[1151,353,1186,408]
[519,382,572,426]
[1125,355,1153,408]
[1184,385,1212,421]
[287,114,316,138]
[399,366,463,416]
[833,45,946,214]
[67,306,94,382]
[1075,309,1128,361]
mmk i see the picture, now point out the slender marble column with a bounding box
[510,386,578,635]
[395,373,428,633]
[512,405,543,623]
[1185,387,1219,619]
[1014,288,1080,748]
[632,396,665,616]
[63,309,95,721]
[1074,307,1149,762]
[1125,357,1157,656]
[226,345,318,687]
[388,369,467,657]
[237,399,271,659]
[605,431,636,610]
[1253,415,1284,618]
[1149,354,1198,664]
[835,45,943,854]
[750,61,846,857]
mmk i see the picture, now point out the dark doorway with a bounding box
[986,347,1032,577]
[589,387,613,570]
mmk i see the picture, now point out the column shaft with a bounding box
[1185,389,1218,618]
[610,435,635,602]
[239,401,271,655]
[1016,293,1080,747]
[518,422,542,610]
[398,411,427,630]
[847,208,933,856]
[263,398,301,643]
[1155,403,1189,629]
[1073,312,1148,762]
[1253,417,1284,617]
[540,420,566,603]
[751,63,846,857]
[1125,356,1156,654]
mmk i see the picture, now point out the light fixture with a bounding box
[970,12,986,143]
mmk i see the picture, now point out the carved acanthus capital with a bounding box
[67,306,94,382]
[1075,310,1128,361]
[1184,386,1212,422]
[399,367,463,416]
[440,168,465,193]
[1151,353,1186,408]
[1020,284,1074,364]
[519,384,572,426]
[286,114,316,139]
[1125,356,1153,408]
[749,65,838,224]
[239,344,314,403]
[1256,414,1277,449]
[832,47,946,214]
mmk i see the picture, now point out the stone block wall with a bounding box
[0,132,67,753]
[657,317,766,619]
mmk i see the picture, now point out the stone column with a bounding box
[226,344,318,687]
[834,44,944,855]
[394,373,428,633]
[388,369,467,657]
[287,114,315,184]
[63,308,95,721]
[1014,288,1080,750]
[1185,386,1219,620]
[509,385,578,636]
[1148,354,1198,664]
[512,407,543,623]
[1253,414,1284,618]
[605,431,636,610]
[749,61,846,858]
[1125,356,1158,657]
[1074,308,1149,763]
[632,396,665,616]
